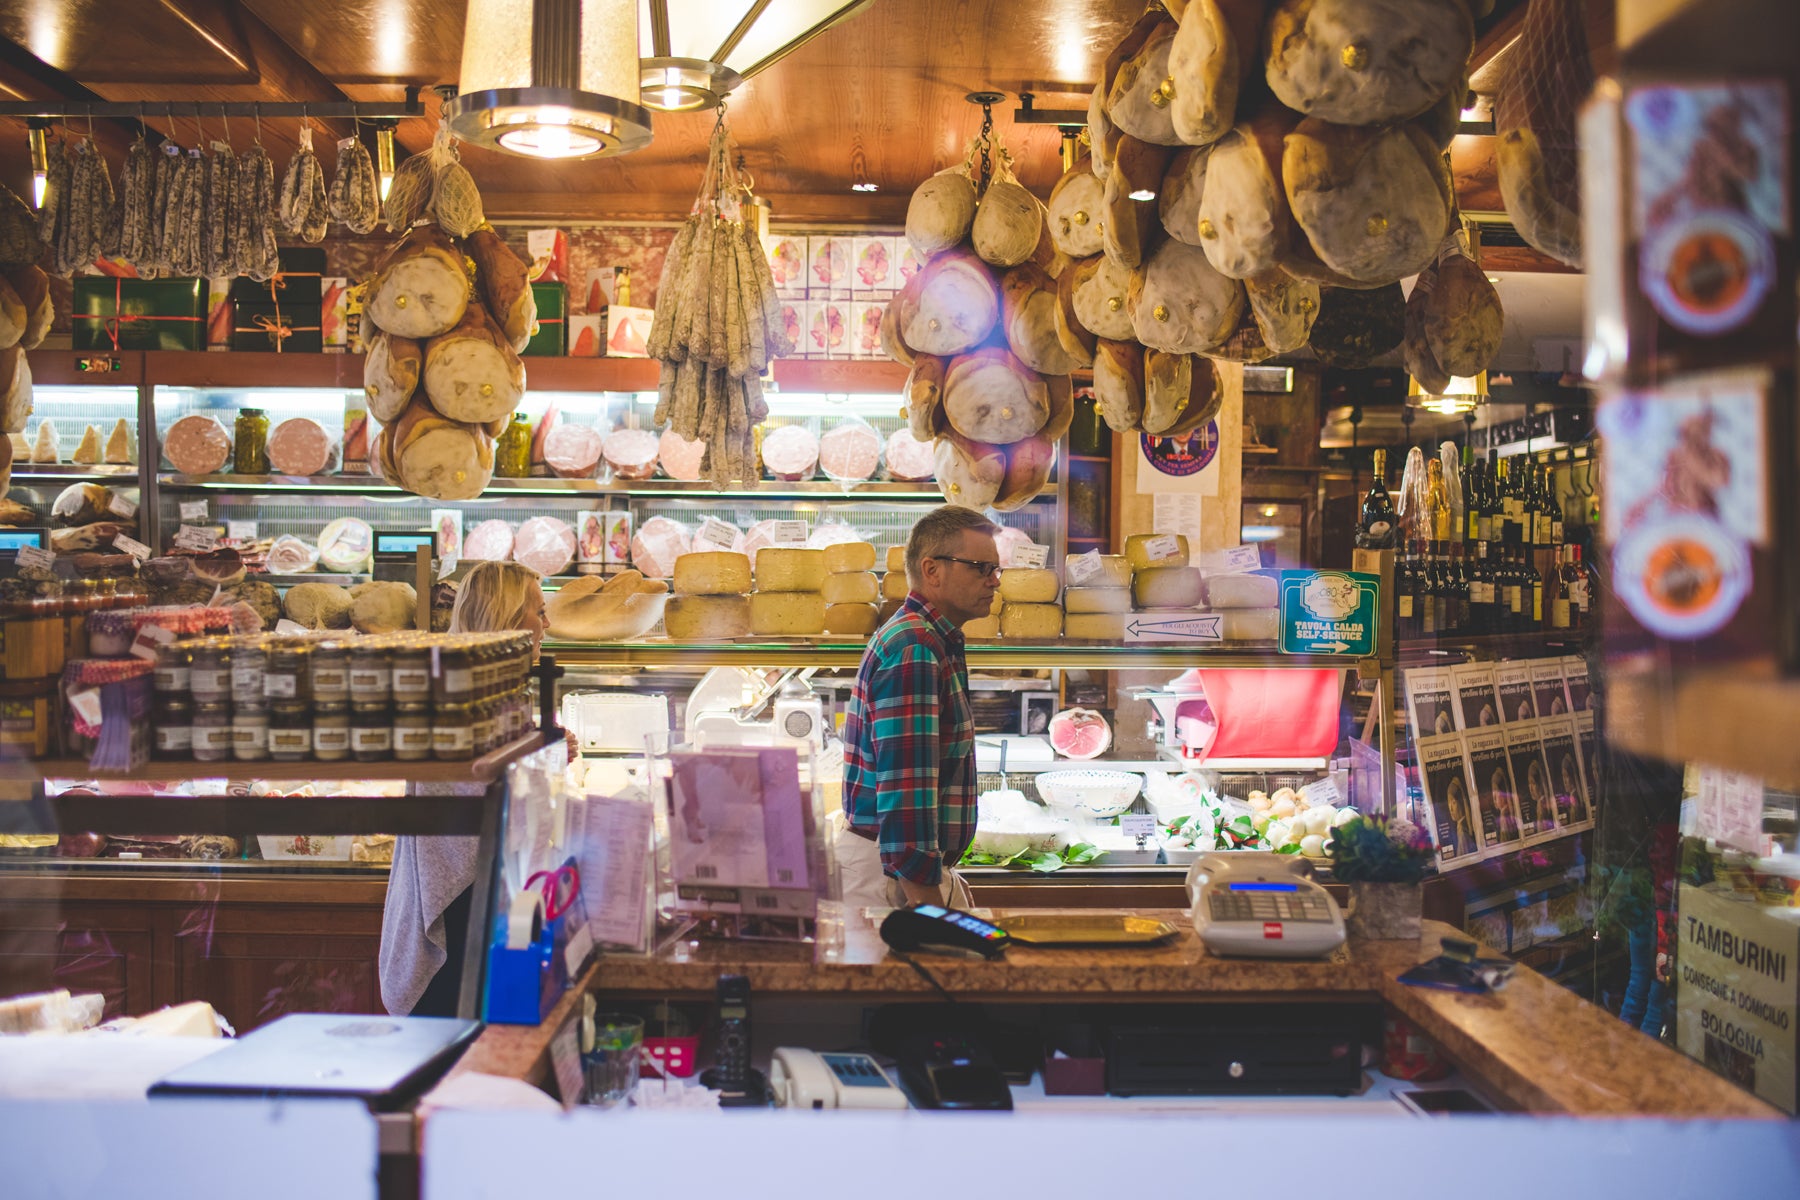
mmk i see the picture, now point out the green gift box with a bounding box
[72,276,207,352]
[229,247,326,307]
[524,282,566,356]
[231,301,323,353]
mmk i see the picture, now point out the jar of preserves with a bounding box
[391,645,431,703]
[310,641,350,704]
[192,701,234,762]
[432,644,475,706]
[313,704,351,761]
[232,707,270,761]
[495,412,532,478]
[154,698,193,759]
[189,639,232,702]
[433,702,475,761]
[269,703,313,762]
[471,699,496,753]
[153,643,192,695]
[229,638,265,706]
[351,704,392,762]
[393,703,433,762]
[234,407,270,474]
[348,643,391,700]
[264,643,310,704]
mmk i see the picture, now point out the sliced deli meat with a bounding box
[883,427,936,482]
[762,425,820,481]
[317,517,374,572]
[464,518,516,562]
[657,429,708,482]
[513,516,576,577]
[544,423,604,479]
[267,418,335,476]
[819,421,882,483]
[1264,0,1474,127]
[601,428,659,480]
[265,534,317,575]
[163,413,232,475]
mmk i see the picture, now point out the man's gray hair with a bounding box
[906,505,1000,585]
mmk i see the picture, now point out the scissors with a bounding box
[526,862,582,923]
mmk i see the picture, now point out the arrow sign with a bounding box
[1125,613,1224,643]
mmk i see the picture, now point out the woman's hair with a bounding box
[450,560,542,634]
[905,505,999,585]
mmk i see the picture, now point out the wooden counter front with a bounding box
[456,913,1780,1120]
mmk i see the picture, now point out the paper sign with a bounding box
[66,686,104,727]
[1065,550,1103,586]
[1119,814,1157,838]
[563,922,595,979]
[771,519,808,546]
[1125,611,1223,642]
[226,520,258,543]
[107,492,139,520]
[1141,534,1180,563]
[129,621,176,661]
[1300,777,1343,809]
[1211,545,1263,575]
[1676,883,1798,1114]
[1010,543,1049,570]
[112,533,152,561]
[550,1024,585,1111]
[577,797,655,950]
[437,554,459,582]
[15,544,54,572]
[696,517,740,553]
[1695,766,1767,854]
[174,524,218,552]
[178,500,208,522]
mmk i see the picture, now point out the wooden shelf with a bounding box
[156,473,981,500]
[547,638,1372,671]
[1609,667,1800,789]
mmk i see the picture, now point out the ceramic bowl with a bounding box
[1035,769,1144,821]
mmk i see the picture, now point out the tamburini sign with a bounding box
[1676,884,1797,1114]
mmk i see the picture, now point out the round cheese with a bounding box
[885,545,908,573]
[1219,607,1279,641]
[664,594,751,641]
[824,603,881,636]
[1205,573,1278,609]
[824,541,876,574]
[998,567,1059,604]
[963,614,1001,639]
[673,551,752,596]
[1065,586,1131,614]
[1000,602,1063,640]
[317,517,374,573]
[754,547,827,592]
[881,571,910,602]
[750,590,827,636]
[1065,612,1126,640]
[1133,565,1204,609]
[823,571,879,605]
[989,594,1004,616]
[1125,533,1190,571]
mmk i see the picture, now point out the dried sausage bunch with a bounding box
[646,117,794,489]
[361,173,535,501]
[278,126,330,244]
[890,135,1076,512]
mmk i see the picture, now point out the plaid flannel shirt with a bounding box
[842,593,975,885]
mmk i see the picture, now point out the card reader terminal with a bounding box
[1186,852,1345,959]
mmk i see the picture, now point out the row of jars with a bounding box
[157,687,534,764]
[152,630,536,709]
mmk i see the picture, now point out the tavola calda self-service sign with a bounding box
[1676,884,1798,1114]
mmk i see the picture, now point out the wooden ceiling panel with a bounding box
[239,0,464,85]
[0,0,259,83]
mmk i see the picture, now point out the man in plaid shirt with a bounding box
[839,506,1001,909]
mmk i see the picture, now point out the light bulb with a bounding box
[31,171,46,209]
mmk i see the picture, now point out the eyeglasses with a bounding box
[932,554,1001,579]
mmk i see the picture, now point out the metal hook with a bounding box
[84,103,95,143]
[221,107,231,148]
[193,102,204,150]
[253,102,263,145]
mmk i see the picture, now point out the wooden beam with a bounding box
[481,191,911,226]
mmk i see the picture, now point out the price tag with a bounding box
[695,516,740,553]
[1142,534,1180,564]
[1065,550,1103,586]
[112,533,152,561]
[1300,777,1344,809]
[107,492,139,520]
[771,519,808,546]
[274,619,308,635]
[15,544,55,572]
[130,621,176,661]
[226,520,258,543]
[1010,543,1049,570]
[178,500,208,523]
[1119,814,1157,839]
[563,922,595,978]
[436,553,459,582]
[1211,545,1263,575]
[174,525,218,552]
[66,686,104,728]
[549,1023,585,1111]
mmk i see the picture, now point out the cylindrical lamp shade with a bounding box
[450,0,652,159]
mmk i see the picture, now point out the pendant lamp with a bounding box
[448,0,653,160]
[1407,372,1490,417]
[639,0,875,112]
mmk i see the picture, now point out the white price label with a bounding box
[1300,777,1344,809]
[174,525,218,552]
[15,544,54,572]
[107,492,139,520]
[1142,534,1180,563]
[695,516,740,553]
[112,533,152,561]
[178,500,208,522]
[550,1024,585,1111]
[226,520,258,543]
[129,621,176,661]
[1010,542,1049,570]
[1119,814,1157,839]
[274,619,308,635]
[771,519,808,546]
[1212,545,1262,575]
[437,554,459,582]
[563,922,595,979]
[66,686,104,728]
[1065,550,1103,585]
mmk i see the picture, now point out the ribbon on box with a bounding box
[79,277,204,352]
[236,310,322,353]
[248,268,322,302]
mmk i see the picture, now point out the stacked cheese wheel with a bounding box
[821,541,881,636]
[1062,553,1133,640]
[895,136,1078,513]
[751,547,828,637]
[667,550,753,640]
[878,545,909,628]
[1121,532,1282,641]
[362,223,535,500]
[997,565,1062,640]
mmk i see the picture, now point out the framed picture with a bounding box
[1021,693,1057,737]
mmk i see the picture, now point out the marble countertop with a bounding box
[453,912,1780,1119]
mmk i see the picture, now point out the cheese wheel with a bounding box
[881,571,910,602]
[998,567,1059,604]
[824,541,876,574]
[963,614,1001,638]
[885,545,908,573]
[673,551,752,596]
[665,594,752,640]
[1065,612,1126,640]
[989,594,1004,616]
[1217,606,1279,641]
[317,517,374,573]
[823,571,879,605]
[1133,565,1204,608]
[762,425,820,480]
[1000,602,1063,640]
[1067,553,1134,588]
[824,603,880,636]
[1125,533,1190,570]
[268,418,335,476]
[754,547,827,592]
[1205,572,1279,609]
[750,590,827,636]
[1065,586,1131,614]
[164,413,231,475]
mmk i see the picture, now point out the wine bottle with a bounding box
[1469,540,1494,635]
[1564,544,1589,631]
[1425,459,1450,636]
[1356,448,1398,550]
[1550,546,1573,630]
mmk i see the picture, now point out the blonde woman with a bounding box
[379,560,557,1016]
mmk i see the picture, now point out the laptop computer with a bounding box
[148,1014,482,1109]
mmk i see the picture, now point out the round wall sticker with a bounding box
[1140,420,1219,478]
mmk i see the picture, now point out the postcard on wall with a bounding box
[1404,667,1457,744]
[1529,659,1574,718]
[1417,734,1482,867]
[1537,716,1593,832]
[1464,729,1525,852]
[1504,722,1557,841]
[1493,663,1538,724]
[1450,662,1502,732]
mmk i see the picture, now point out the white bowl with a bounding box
[1035,769,1143,821]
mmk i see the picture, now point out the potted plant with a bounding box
[1328,814,1435,940]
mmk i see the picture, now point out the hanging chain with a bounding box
[978,99,994,193]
